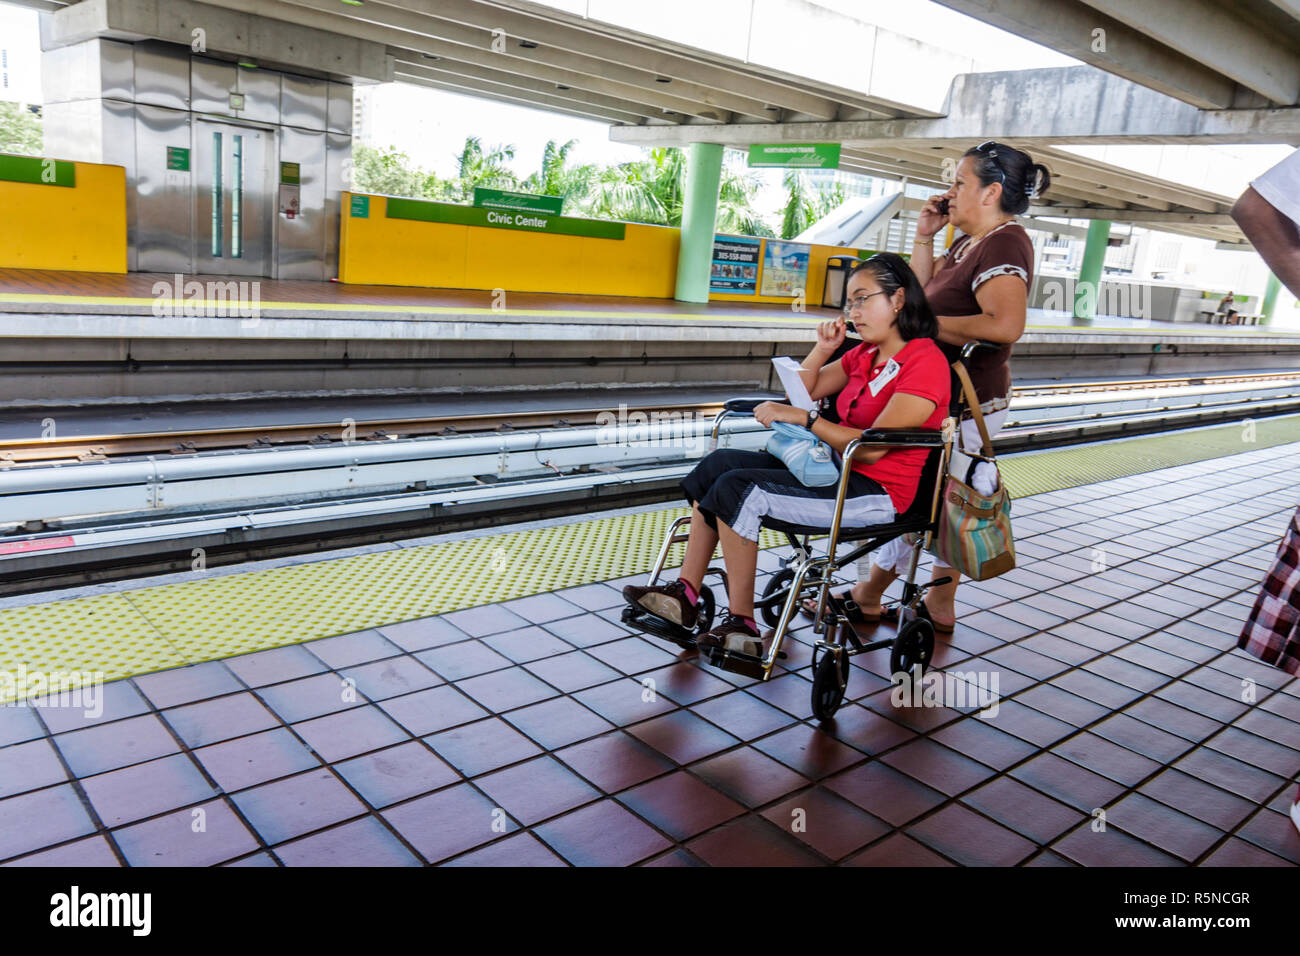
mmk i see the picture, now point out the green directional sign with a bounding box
[387,197,625,240]
[473,187,564,216]
[280,161,300,185]
[748,143,841,169]
[166,147,190,171]
[349,194,370,218]
[0,153,76,187]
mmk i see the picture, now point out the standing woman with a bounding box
[844,142,1051,632]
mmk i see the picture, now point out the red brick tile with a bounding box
[535,799,671,866]
[881,738,997,797]
[820,703,916,756]
[627,709,739,765]
[382,783,518,863]
[692,747,810,808]
[455,667,558,713]
[1107,793,1223,863]
[503,696,614,750]
[442,831,566,867]
[693,691,797,741]
[423,718,541,777]
[752,723,867,779]
[761,787,890,861]
[686,815,823,866]
[906,803,1037,866]
[555,731,673,793]
[824,761,946,826]
[1233,808,1300,865]
[1200,837,1293,867]
[474,755,600,826]
[1050,733,1162,787]
[1137,770,1256,832]
[617,770,746,840]
[931,717,1038,771]
[1051,822,1183,866]
[843,833,954,866]
[1009,753,1127,814]
[960,775,1085,844]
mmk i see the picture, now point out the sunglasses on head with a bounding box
[973,140,1007,186]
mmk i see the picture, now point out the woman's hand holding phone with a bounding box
[917,194,949,237]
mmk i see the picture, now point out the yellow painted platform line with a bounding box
[2,292,1297,334]
[1,415,1296,702]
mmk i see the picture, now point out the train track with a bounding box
[6,370,1300,466]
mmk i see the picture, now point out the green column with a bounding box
[1261,272,1281,325]
[674,142,724,304]
[1074,219,1111,321]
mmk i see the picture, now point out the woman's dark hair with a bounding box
[962,141,1052,215]
[848,252,937,341]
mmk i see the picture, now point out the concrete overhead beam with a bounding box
[48,0,392,82]
[1031,148,1223,212]
[352,0,830,120]
[275,0,755,121]
[609,67,1300,147]
[1076,0,1300,105]
[932,0,1238,109]
[1030,205,1237,226]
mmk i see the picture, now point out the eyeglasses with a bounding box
[842,290,889,315]
[973,140,1006,186]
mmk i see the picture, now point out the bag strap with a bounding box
[952,360,995,459]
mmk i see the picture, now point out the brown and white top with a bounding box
[923,220,1034,405]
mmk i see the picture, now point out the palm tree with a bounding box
[521,139,599,211]
[451,136,519,200]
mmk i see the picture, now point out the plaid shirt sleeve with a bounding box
[1237,503,1300,676]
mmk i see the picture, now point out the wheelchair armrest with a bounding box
[723,398,770,413]
[856,427,944,446]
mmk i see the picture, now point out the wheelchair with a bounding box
[620,341,991,722]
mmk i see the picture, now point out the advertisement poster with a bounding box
[761,240,811,297]
[709,235,761,295]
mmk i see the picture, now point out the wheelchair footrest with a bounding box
[701,645,768,680]
[620,606,697,651]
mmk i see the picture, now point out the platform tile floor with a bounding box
[1,443,1298,867]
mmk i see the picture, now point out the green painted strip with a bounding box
[0,154,75,187]
[385,196,626,239]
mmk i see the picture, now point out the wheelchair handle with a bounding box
[722,398,769,413]
[959,340,1000,360]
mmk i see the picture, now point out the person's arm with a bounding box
[1231,186,1300,299]
[911,195,950,285]
[934,274,1027,346]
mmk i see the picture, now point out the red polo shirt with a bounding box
[836,337,950,513]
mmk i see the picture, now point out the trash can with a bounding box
[822,255,860,310]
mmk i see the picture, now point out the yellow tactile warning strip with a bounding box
[1,414,1296,702]
[2,291,1296,334]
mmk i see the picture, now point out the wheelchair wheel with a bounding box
[694,584,716,635]
[889,617,935,679]
[759,568,795,627]
[810,644,851,722]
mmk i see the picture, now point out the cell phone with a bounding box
[937,198,950,215]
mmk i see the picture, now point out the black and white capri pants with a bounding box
[681,449,896,542]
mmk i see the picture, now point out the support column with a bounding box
[1074,219,1111,321]
[1261,271,1281,325]
[674,142,724,304]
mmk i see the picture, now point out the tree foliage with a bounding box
[0,102,43,156]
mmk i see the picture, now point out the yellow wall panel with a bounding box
[0,162,127,273]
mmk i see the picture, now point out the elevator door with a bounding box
[194,120,272,276]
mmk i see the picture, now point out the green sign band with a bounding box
[166,147,190,172]
[747,143,841,169]
[0,154,76,187]
[387,197,625,239]
[473,186,564,216]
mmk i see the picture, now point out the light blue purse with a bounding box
[765,421,839,487]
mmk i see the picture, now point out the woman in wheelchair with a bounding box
[623,253,951,657]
